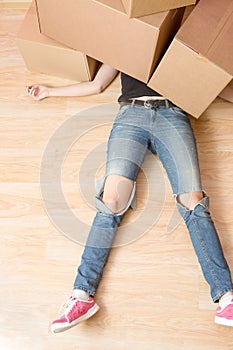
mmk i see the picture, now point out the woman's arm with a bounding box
[26,64,119,100]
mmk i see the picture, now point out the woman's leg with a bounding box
[51,104,150,332]
[152,105,233,303]
[73,104,150,296]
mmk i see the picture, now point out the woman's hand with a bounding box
[26,85,50,100]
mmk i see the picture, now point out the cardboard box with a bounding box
[148,0,233,118]
[121,0,196,18]
[17,2,99,81]
[35,0,184,83]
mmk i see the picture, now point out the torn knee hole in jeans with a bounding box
[94,175,137,215]
[176,191,208,211]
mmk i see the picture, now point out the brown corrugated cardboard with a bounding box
[35,0,184,83]
[121,0,196,18]
[17,2,99,81]
[177,0,233,74]
[180,4,196,25]
[148,0,233,118]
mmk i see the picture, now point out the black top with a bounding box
[118,73,161,102]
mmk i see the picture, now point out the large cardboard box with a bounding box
[35,0,184,83]
[17,2,99,81]
[148,0,233,118]
[121,0,196,18]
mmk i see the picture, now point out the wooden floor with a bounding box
[1,8,233,350]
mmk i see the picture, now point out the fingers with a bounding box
[27,85,38,96]
[26,85,41,100]
[26,84,49,100]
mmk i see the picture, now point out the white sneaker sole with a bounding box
[51,303,100,333]
[215,315,233,327]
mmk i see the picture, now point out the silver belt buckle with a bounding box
[144,100,153,109]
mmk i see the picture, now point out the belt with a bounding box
[120,99,174,109]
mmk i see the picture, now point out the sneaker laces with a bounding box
[58,295,77,318]
[64,297,78,314]
[59,294,93,317]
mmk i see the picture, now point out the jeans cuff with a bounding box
[212,288,233,303]
[73,285,96,297]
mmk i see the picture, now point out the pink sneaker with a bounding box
[51,296,100,333]
[215,298,233,327]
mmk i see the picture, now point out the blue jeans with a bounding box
[74,102,233,302]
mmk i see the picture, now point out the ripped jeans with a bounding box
[74,102,233,302]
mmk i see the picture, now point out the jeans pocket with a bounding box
[115,105,130,122]
[170,106,187,118]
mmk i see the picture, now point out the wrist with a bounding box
[47,87,53,97]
